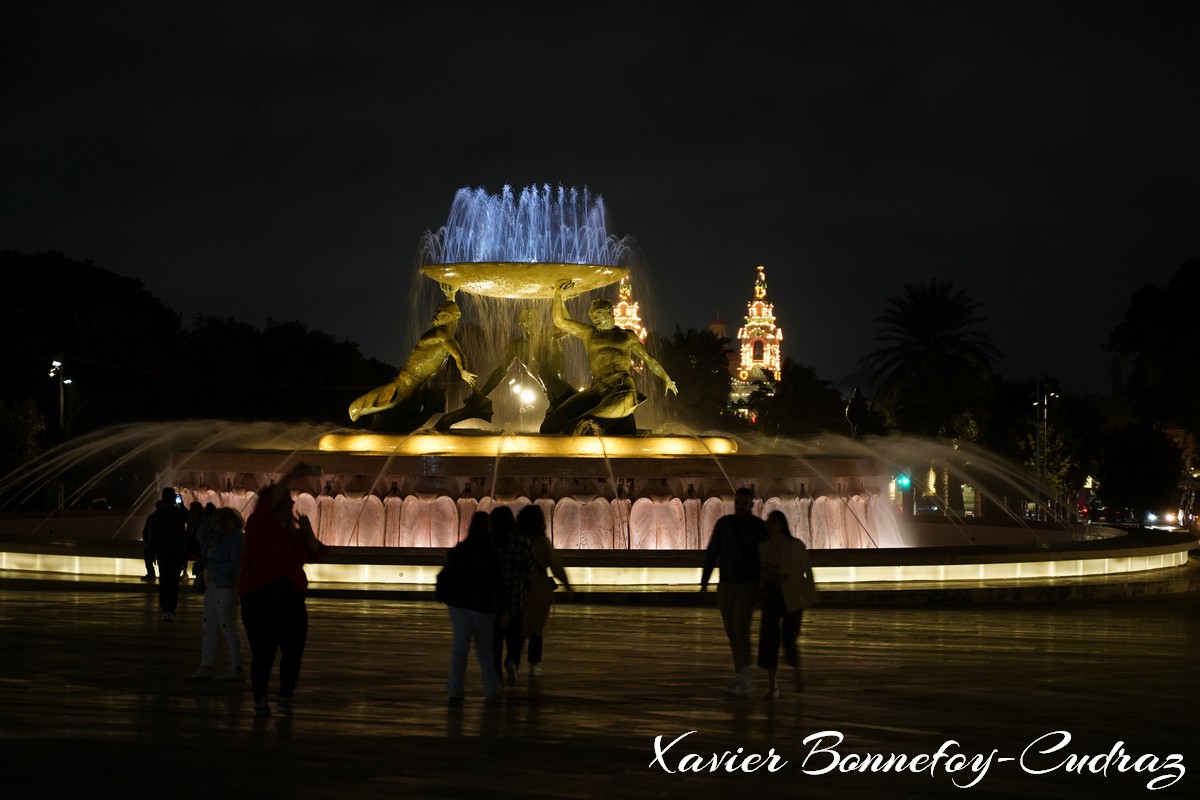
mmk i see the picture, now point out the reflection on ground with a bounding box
[1,585,1195,798]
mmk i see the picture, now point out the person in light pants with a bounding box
[193,508,246,680]
[700,487,768,695]
[442,512,506,704]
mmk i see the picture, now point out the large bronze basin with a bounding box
[419,262,628,299]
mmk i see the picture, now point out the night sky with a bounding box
[4,1,1197,395]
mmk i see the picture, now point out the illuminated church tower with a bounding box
[612,277,647,342]
[730,265,783,407]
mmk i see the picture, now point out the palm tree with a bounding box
[862,279,1001,438]
[862,280,1003,517]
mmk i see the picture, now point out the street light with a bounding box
[49,358,74,511]
[48,359,72,435]
[1033,383,1059,522]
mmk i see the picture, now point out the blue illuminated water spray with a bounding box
[419,184,633,266]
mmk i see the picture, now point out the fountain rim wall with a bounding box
[172,449,891,484]
[0,528,1193,589]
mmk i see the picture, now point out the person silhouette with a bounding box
[193,508,246,681]
[146,487,190,621]
[518,504,572,676]
[140,500,163,581]
[700,487,767,695]
[489,505,533,687]
[757,510,815,697]
[442,511,506,705]
[845,387,869,438]
[238,463,331,717]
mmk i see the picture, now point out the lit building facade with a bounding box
[729,265,783,408]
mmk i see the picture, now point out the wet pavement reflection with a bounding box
[1,583,1196,798]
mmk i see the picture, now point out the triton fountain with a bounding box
[152,185,1105,553]
[3,184,1193,592]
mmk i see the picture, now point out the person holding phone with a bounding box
[238,463,330,717]
[146,487,190,620]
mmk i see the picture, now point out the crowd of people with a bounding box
[438,487,816,704]
[143,463,331,717]
[438,504,574,704]
[144,475,814,713]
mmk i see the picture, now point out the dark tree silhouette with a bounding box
[0,398,45,476]
[650,326,738,431]
[177,316,397,423]
[1,251,398,437]
[1107,258,1200,435]
[750,357,845,438]
[862,279,1001,437]
[1095,423,1183,522]
[0,250,182,436]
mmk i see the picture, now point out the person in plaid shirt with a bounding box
[491,505,534,687]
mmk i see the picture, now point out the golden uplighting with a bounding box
[317,433,738,457]
[1,550,1187,588]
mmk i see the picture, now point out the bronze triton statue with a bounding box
[540,279,676,434]
[348,296,476,429]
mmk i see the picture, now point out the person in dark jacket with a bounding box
[443,511,505,705]
[700,486,768,695]
[146,487,190,620]
[140,500,162,581]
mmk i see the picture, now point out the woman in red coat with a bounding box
[238,463,330,717]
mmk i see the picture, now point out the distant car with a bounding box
[88,497,111,510]
[1093,506,1136,525]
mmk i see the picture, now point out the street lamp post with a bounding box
[48,359,72,435]
[1034,388,1040,523]
[1044,389,1058,521]
[48,359,72,510]
[1033,382,1058,522]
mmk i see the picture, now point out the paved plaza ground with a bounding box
[1,571,1197,799]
